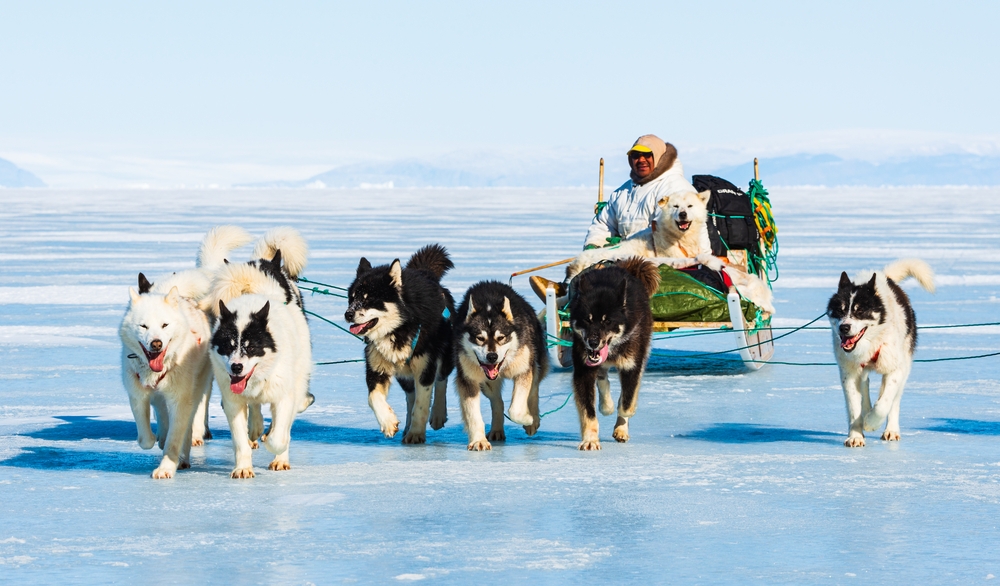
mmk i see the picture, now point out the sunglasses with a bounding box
[629,152,653,161]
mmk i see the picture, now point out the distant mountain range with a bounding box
[712,153,1000,187]
[0,158,45,188]
[239,152,1000,189]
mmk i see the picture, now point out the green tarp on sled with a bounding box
[650,266,757,324]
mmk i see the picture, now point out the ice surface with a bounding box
[1,187,999,584]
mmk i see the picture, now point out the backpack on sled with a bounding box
[693,175,761,260]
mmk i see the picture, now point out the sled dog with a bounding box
[827,259,935,447]
[120,225,252,478]
[568,257,659,450]
[345,244,455,444]
[207,228,312,478]
[454,281,549,450]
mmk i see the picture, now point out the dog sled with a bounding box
[522,159,777,370]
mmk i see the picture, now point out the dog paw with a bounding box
[863,412,884,432]
[612,427,630,443]
[230,467,255,479]
[881,430,900,441]
[696,253,723,271]
[402,430,426,445]
[578,439,601,451]
[487,428,506,442]
[467,439,492,451]
[151,467,175,479]
[191,438,204,447]
[844,435,866,448]
[204,429,213,440]
[598,399,615,417]
[268,460,291,471]
[507,407,533,427]
[429,412,448,430]
[523,422,539,437]
[379,418,400,439]
[249,440,259,450]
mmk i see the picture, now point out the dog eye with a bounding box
[161,323,168,328]
[496,335,506,344]
[140,324,148,329]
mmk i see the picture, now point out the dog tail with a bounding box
[616,256,661,297]
[198,225,253,270]
[884,258,935,293]
[252,227,309,279]
[406,244,454,281]
[202,263,281,315]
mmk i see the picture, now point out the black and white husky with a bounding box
[207,227,313,478]
[119,225,252,478]
[453,281,549,451]
[827,259,935,447]
[345,244,456,444]
[568,257,660,450]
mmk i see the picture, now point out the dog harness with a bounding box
[861,346,881,370]
[405,307,451,366]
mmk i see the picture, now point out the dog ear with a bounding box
[866,273,877,289]
[137,273,153,294]
[218,299,232,320]
[838,272,852,291]
[253,300,270,321]
[696,189,711,205]
[128,287,141,304]
[356,257,372,277]
[501,297,514,322]
[467,297,476,319]
[164,286,180,307]
[657,196,669,208]
[389,259,403,290]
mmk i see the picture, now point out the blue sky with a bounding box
[2,1,999,186]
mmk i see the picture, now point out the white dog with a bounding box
[827,259,935,447]
[207,228,312,479]
[119,225,252,478]
[566,190,775,313]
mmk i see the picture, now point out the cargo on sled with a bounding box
[517,158,778,370]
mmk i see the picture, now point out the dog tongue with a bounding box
[586,345,609,366]
[148,352,165,373]
[349,321,370,335]
[482,363,501,380]
[230,370,252,394]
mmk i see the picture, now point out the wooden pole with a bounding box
[594,158,605,215]
[754,157,759,181]
[510,257,575,279]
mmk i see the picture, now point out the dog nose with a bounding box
[344,310,354,322]
[839,324,852,336]
[587,337,600,348]
[678,211,687,220]
[231,363,243,375]
[149,339,163,352]
[486,352,498,364]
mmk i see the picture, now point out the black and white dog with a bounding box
[206,228,313,478]
[827,259,935,447]
[345,244,455,444]
[453,281,549,451]
[568,257,660,450]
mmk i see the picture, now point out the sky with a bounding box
[2,1,999,187]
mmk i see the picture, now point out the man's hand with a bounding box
[584,244,599,250]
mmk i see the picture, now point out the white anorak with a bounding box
[583,161,695,249]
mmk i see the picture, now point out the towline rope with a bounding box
[297,276,1000,368]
